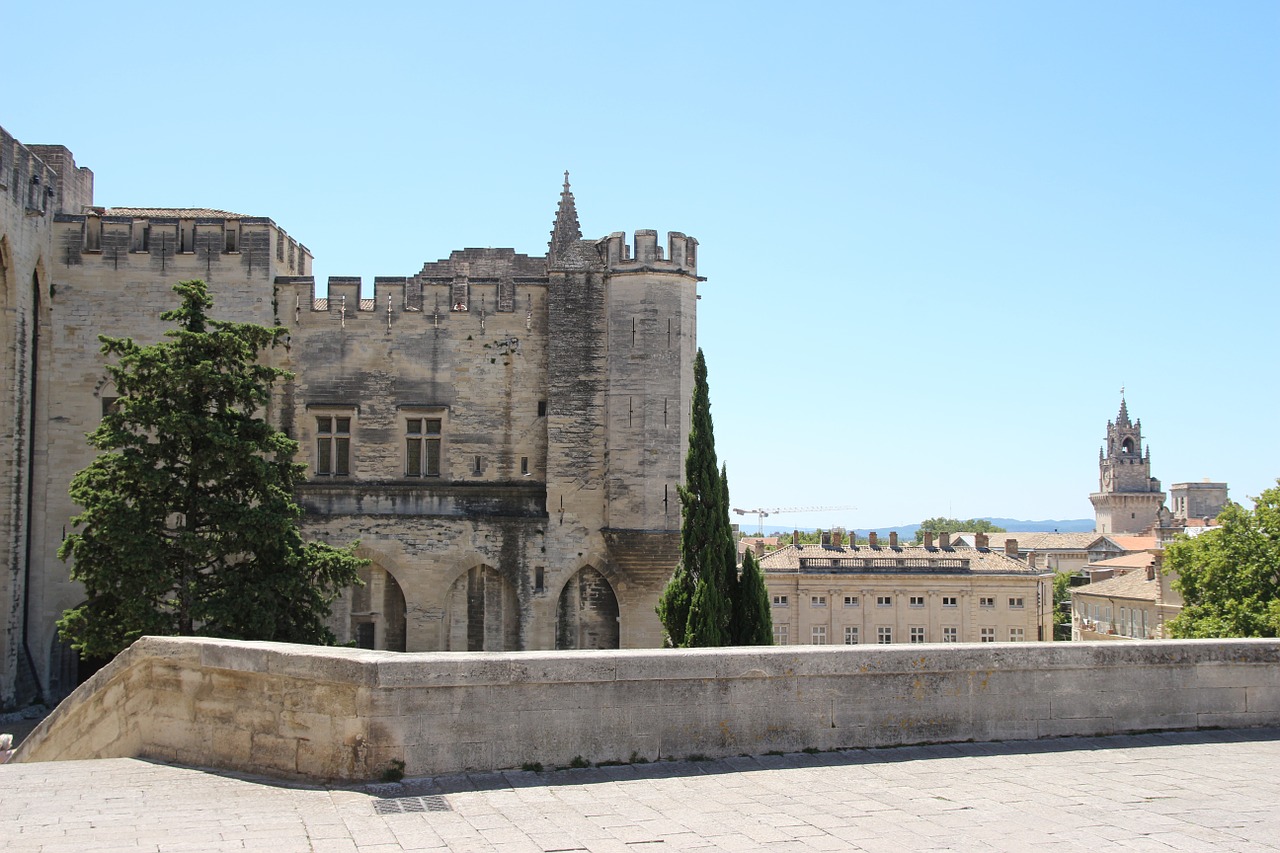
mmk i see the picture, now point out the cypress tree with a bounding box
[658,349,736,646]
[733,549,773,645]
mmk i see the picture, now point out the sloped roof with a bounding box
[758,543,1046,576]
[1090,552,1156,570]
[104,207,250,218]
[1075,569,1159,602]
[954,531,1096,550]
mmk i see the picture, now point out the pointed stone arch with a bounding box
[350,562,407,651]
[555,565,620,650]
[442,564,520,651]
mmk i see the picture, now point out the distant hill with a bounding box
[752,518,1095,538]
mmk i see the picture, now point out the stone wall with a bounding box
[14,636,1280,782]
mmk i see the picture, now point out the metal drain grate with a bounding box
[373,795,452,815]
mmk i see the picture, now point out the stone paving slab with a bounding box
[2,728,1279,852]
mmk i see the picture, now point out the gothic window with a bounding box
[316,415,351,476]
[405,417,442,477]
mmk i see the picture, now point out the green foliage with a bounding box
[57,280,364,660]
[732,550,773,645]
[1052,571,1074,641]
[380,759,406,782]
[913,517,1006,544]
[658,350,746,647]
[1166,482,1280,638]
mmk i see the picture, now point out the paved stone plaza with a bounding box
[3,728,1279,852]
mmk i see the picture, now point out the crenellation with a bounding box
[3,143,700,706]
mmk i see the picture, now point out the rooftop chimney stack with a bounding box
[868,531,878,547]
[924,532,934,548]
[1005,538,1018,557]
[889,531,899,548]
[939,532,951,549]
[975,532,989,549]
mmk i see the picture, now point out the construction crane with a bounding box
[731,506,857,536]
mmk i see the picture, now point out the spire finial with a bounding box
[1117,387,1130,426]
[549,171,582,260]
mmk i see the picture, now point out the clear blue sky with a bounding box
[8,1,1278,530]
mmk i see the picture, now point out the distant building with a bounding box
[1071,554,1182,640]
[1090,397,1165,535]
[952,532,1094,576]
[758,532,1054,645]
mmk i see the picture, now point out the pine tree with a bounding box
[658,349,737,646]
[57,280,364,660]
[733,549,773,645]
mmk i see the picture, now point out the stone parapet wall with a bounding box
[14,637,1280,783]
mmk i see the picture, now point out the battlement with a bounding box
[601,230,698,275]
[0,125,65,217]
[279,274,548,322]
[49,210,310,276]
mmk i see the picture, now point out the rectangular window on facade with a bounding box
[773,625,789,645]
[844,626,859,644]
[316,416,351,476]
[909,596,925,608]
[843,595,859,607]
[772,594,789,607]
[942,596,958,607]
[1009,597,1024,609]
[876,595,892,607]
[405,418,442,477]
[1009,627,1025,642]
[534,566,545,593]
[980,627,995,642]
[877,626,893,644]
[473,455,483,475]
[979,597,995,608]
[521,456,529,475]
[942,626,958,643]
[910,627,926,643]
[811,625,827,645]
[811,595,827,608]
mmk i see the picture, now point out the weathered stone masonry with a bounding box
[0,126,699,708]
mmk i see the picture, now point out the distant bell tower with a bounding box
[1089,394,1165,535]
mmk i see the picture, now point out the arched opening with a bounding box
[1121,438,1135,455]
[46,614,111,703]
[349,564,407,651]
[555,566,620,650]
[443,565,519,651]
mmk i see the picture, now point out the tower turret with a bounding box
[1089,394,1165,534]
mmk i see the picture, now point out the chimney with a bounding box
[1146,562,1155,581]
[1004,538,1018,557]
[820,530,831,546]
[833,530,843,547]
[939,532,951,549]
[753,540,765,557]
[792,530,799,546]
[1028,551,1038,569]
[868,531,878,547]
[975,532,989,550]
[889,531,898,548]
[924,532,934,548]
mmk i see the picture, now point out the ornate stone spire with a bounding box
[548,171,581,259]
[1117,391,1130,427]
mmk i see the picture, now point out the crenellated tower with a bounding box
[1090,395,1165,534]
[543,174,699,647]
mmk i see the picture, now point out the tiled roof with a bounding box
[104,207,250,218]
[1108,535,1158,551]
[955,531,1095,550]
[1090,552,1156,570]
[1075,569,1159,602]
[758,544,1046,576]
